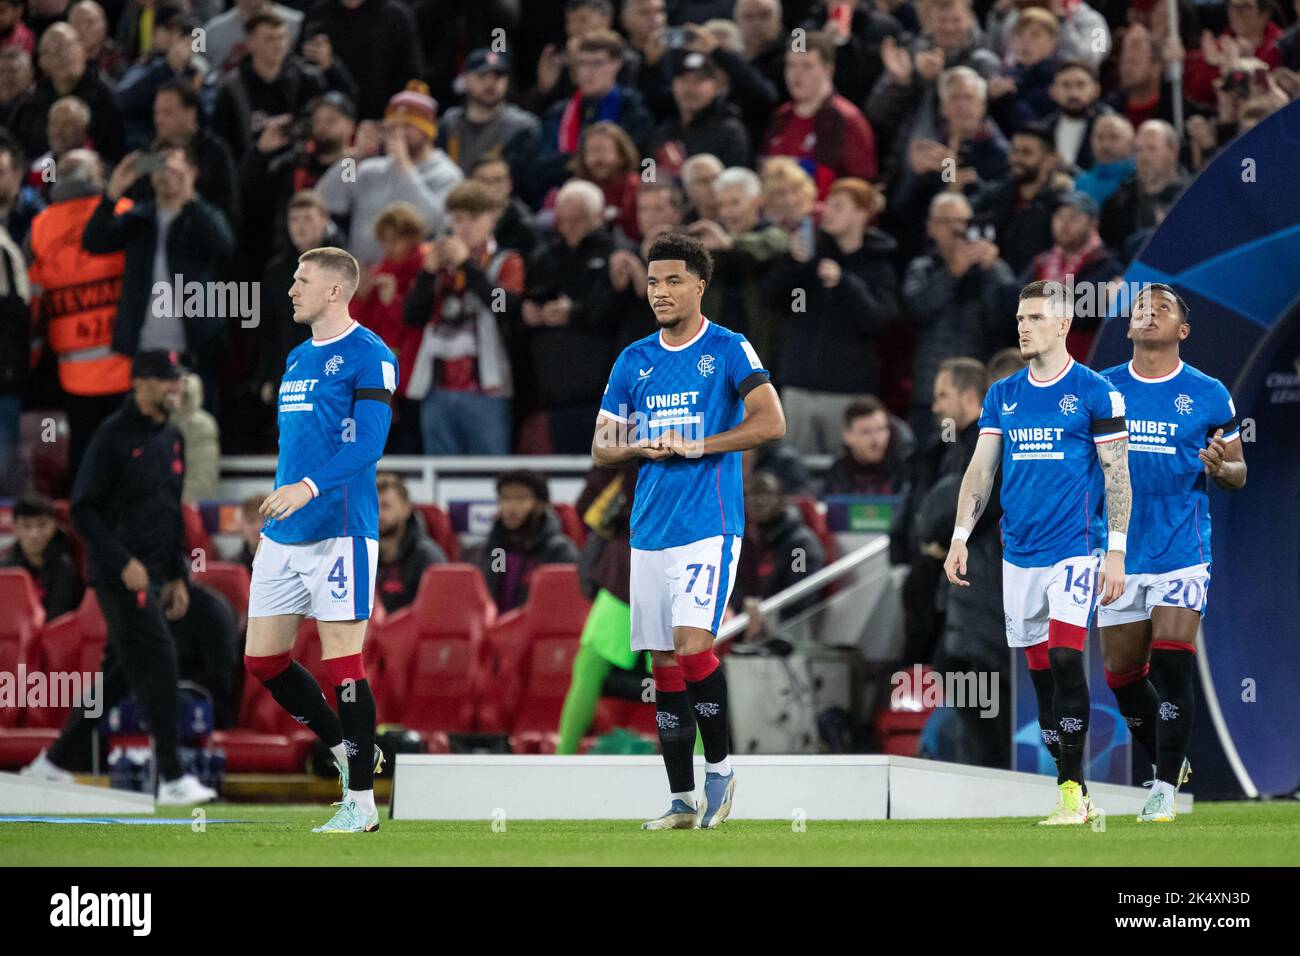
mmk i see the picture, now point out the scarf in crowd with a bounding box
[1037,230,1102,282]
[557,86,623,154]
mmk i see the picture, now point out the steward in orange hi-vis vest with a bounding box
[27,192,134,396]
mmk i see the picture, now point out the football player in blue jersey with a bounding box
[945,280,1132,825]
[593,233,786,830]
[245,247,399,834]
[1098,284,1246,823]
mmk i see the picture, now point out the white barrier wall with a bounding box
[390,754,1191,821]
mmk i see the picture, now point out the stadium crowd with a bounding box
[2,0,1297,767]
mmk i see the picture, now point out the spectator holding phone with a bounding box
[902,191,1015,442]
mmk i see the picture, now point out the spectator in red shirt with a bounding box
[763,30,878,196]
[0,0,34,56]
[561,120,640,241]
[352,201,429,454]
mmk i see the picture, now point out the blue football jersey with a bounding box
[1100,360,1237,574]
[264,321,398,544]
[979,358,1128,568]
[599,317,770,551]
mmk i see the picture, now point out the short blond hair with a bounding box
[299,246,360,297]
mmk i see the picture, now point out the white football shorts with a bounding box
[1096,562,1211,628]
[248,534,379,622]
[1002,553,1101,648]
[630,534,742,652]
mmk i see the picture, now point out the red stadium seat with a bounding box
[192,560,250,630]
[413,504,461,561]
[552,503,588,548]
[183,503,216,562]
[506,566,591,734]
[23,590,106,729]
[791,495,838,564]
[0,570,45,728]
[368,565,494,735]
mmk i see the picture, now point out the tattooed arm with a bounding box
[944,432,1002,587]
[1096,435,1131,605]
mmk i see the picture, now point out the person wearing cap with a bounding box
[21,349,220,806]
[437,47,541,183]
[316,80,462,266]
[1023,189,1121,360]
[648,50,752,177]
[212,11,358,163]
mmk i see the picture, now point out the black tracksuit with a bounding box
[47,395,189,779]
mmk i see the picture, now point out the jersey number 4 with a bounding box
[329,557,349,599]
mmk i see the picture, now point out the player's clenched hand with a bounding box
[1198,428,1228,475]
[944,539,969,587]
[1097,550,1125,606]
[634,437,672,461]
[260,480,314,521]
[658,429,704,459]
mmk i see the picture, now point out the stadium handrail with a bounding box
[716,536,890,646]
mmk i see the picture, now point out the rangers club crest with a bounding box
[324,354,345,376]
[1174,393,1194,415]
[697,353,715,377]
[1059,394,1079,415]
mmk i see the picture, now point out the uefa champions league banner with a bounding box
[1032,101,1300,797]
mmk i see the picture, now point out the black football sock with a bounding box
[652,665,697,799]
[1106,666,1160,768]
[680,651,730,770]
[1150,644,1197,784]
[334,678,377,792]
[247,655,343,748]
[1049,647,1090,786]
[1028,665,1064,781]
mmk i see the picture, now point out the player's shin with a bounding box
[325,654,377,806]
[679,649,731,776]
[1105,664,1160,767]
[1149,641,1196,786]
[1047,622,1090,786]
[652,664,697,803]
[245,652,344,749]
[1025,643,1065,783]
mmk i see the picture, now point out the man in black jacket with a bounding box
[83,142,236,415]
[22,351,217,804]
[213,11,357,163]
[374,473,446,614]
[470,470,579,614]
[730,470,826,640]
[1,492,83,619]
[648,51,752,174]
[765,176,898,454]
[520,179,624,453]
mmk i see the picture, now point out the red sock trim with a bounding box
[1151,639,1195,653]
[1105,663,1150,689]
[245,651,291,682]
[1024,642,1051,671]
[1048,619,1088,652]
[678,649,719,683]
[652,664,685,694]
[323,653,366,686]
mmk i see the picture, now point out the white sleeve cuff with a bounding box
[301,477,320,498]
[1108,531,1127,553]
[952,526,971,543]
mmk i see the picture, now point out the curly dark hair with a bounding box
[646,232,713,285]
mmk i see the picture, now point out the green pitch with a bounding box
[1,802,1297,866]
